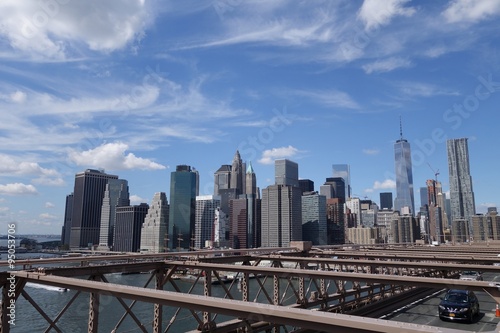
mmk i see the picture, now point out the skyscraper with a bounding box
[69,169,118,248]
[230,150,244,194]
[262,159,302,247]
[140,192,169,253]
[214,165,231,195]
[447,138,476,238]
[261,184,302,247]
[332,164,351,198]
[302,192,327,245]
[194,195,220,249]
[114,203,149,252]
[298,179,314,194]
[169,165,198,250]
[98,179,129,250]
[394,121,415,214]
[379,192,393,210]
[61,193,73,248]
[275,159,299,187]
[245,161,257,196]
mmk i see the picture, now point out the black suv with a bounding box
[438,289,480,322]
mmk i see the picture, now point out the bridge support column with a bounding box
[1,283,11,333]
[201,269,216,332]
[88,289,99,333]
[153,270,164,333]
[272,274,280,333]
[241,273,249,302]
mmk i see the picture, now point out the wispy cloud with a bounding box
[442,0,500,24]
[45,202,55,208]
[397,81,460,97]
[176,2,337,50]
[362,57,412,74]
[363,149,380,155]
[358,0,416,30]
[294,89,360,110]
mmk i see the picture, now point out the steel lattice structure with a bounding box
[2,244,500,332]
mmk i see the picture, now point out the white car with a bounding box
[459,271,483,281]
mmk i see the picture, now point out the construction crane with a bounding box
[427,163,440,182]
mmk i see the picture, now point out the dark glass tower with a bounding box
[447,138,476,238]
[69,169,118,248]
[379,192,393,210]
[169,165,198,250]
[394,121,415,214]
[214,165,231,195]
[61,193,73,247]
[113,203,149,252]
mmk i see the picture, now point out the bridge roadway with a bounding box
[2,244,500,332]
[383,272,500,332]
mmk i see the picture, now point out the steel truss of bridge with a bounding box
[2,243,500,333]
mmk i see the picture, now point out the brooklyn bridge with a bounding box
[2,242,500,332]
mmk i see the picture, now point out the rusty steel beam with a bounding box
[257,255,500,273]
[0,247,297,268]
[8,272,484,333]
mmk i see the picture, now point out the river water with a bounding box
[9,269,311,332]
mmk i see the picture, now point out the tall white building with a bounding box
[261,184,302,247]
[98,179,129,250]
[140,192,169,253]
[195,195,220,249]
[346,197,361,226]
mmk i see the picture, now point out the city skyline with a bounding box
[0,1,499,234]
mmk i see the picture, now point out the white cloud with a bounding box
[0,155,59,176]
[10,91,27,103]
[45,202,55,208]
[0,154,63,186]
[0,0,155,60]
[373,179,396,190]
[39,213,57,220]
[69,142,167,171]
[363,149,380,155]
[443,0,500,23]
[130,195,149,205]
[258,145,300,165]
[32,176,65,186]
[0,207,10,213]
[0,183,38,195]
[362,57,412,74]
[358,0,416,30]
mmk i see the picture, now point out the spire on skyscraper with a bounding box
[230,150,243,194]
[400,115,403,140]
[246,161,254,174]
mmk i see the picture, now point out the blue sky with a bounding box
[1,0,499,235]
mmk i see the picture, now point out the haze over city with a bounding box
[0,0,499,235]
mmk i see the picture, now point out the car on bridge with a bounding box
[438,289,480,322]
[459,270,483,281]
